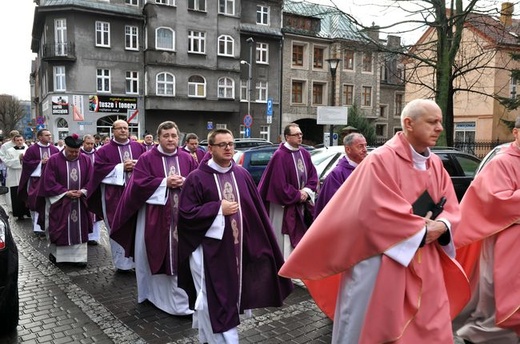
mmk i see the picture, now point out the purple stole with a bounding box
[143,144,154,151]
[81,148,96,164]
[291,150,307,219]
[66,159,82,244]
[116,143,134,183]
[164,155,180,275]
[214,171,243,300]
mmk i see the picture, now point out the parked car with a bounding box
[200,138,273,150]
[310,146,481,201]
[0,186,18,335]
[475,142,509,175]
[234,144,315,185]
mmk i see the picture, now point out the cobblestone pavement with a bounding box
[0,201,333,344]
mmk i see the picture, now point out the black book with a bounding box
[412,190,449,246]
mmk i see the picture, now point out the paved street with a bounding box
[0,199,332,344]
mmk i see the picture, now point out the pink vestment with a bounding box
[279,132,470,343]
[455,143,520,334]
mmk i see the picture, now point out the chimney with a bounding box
[500,2,514,27]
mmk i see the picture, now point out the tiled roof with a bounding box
[465,12,520,47]
[38,0,142,16]
[283,0,366,41]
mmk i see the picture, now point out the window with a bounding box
[216,123,227,129]
[156,27,175,50]
[292,44,304,67]
[156,72,175,96]
[292,80,304,104]
[312,83,324,105]
[54,19,67,56]
[126,0,138,5]
[240,80,248,101]
[380,64,388,81]
[218,77,234,99]
[188,0,206,11]
[379,105,387,118]
[219,0,234,15]
[344,50,354,70]
[362,52,372,72]
[256,5,269,25]
[188,31,206,54]
[511,76,519,98]
[95,21,110,47]
[218,35,234,56]
[395,93,403,116]
[188,75,206,97]
[313,47,324,69]
[260,125,270,141]
[256,42,268,64]
[96,69,111,92]
[126,71,138,94]
[54,66,66,92]
[125,26,138,50]
[256,81,267,102]
[362,86,372,106]
[375,124,387,137]
[156,0,175,5]
[343,84,353,105]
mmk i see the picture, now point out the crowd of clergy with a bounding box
[0,98,519,343]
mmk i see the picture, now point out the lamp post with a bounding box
[326,57,341,147]
[240,60,252,117]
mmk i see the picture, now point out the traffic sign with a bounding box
[244,127,251,138]
[243,114,253,128]
[266,98,273,115]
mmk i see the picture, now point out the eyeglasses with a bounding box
[113,127,128,131]
[211,142,234,149]
[287,133,303,137]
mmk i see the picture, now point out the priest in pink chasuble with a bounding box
[40,134,93,266]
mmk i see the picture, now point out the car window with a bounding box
[250,151,275,166]
[454,154,481,177]
[436,153,458,176]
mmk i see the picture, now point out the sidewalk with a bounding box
[0,196,333,344]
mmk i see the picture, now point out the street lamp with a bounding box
[240,60,252,117]
[326,57,341,146]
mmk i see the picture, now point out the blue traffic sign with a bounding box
[266,98,273,116]
[243,114,253,128]
[244,127,251,138]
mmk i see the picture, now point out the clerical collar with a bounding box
[345,155,359,168]
[112,138,130,146]
[284,142,299,151]
[208,159,232,173]
[37,142,51,148]
[409,145,431,171]
[13,146,25,150]
[157,145,177,156]
[81,147,95,154]
[61,149,79,161]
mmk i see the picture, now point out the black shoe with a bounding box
[49,254,56,264]
[87,240,98,246]
[76,262,87,268]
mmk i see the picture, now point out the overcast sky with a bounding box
[2,0,516,100]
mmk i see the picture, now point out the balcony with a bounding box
[42,42,76,61]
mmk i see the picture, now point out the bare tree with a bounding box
[329,0,516,145]
[0,94,26,136]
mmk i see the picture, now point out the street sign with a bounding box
[244,127,251,138]
[243,114,253,128]
[317,106,348,125]
[266,98,273,115]
[207,121,213,130]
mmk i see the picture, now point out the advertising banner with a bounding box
[52,96,69,115]
[88,95,137,113]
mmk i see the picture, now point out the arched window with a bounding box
[96,114,139,138]
[156,27,175,51]
[217,77,234,99]
[188,75,206,98]
[156,72,175,96]
[217,35,234,56]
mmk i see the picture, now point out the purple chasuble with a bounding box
[40,153,92,246]
[164,155,181,275]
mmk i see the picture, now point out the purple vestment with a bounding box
[142,142,155,151]
[314,157,355,218]
[182,146,205,165]
[111,147,197,274]
[86,139,145,228]
[18,143,60,210]
[39,152,93,246]
[258,143,318,247]
[178,162,293,333]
